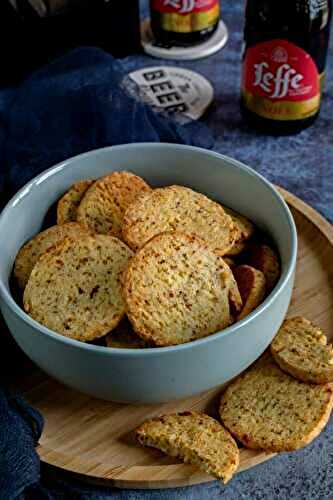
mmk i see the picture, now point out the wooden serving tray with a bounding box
[13,188,333,489]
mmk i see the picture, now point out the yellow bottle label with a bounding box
[152,0,220,33]
[191,4,220,31]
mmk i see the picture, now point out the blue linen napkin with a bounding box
[0,47,213,500]
[1,46,213,208]
[0,388,44,500]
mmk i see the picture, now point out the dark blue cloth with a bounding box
[0,46,213,500]
[0,389,43,499]
[1,46,213,209]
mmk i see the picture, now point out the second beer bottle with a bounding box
[241,0,332,134]
[150,0,220,46]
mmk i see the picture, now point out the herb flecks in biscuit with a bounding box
[77,171,151,237]
[271,317,333,384]
[122,185,237,255]
[123,232,238,346]
[57,180,94,225]
[14,222,91,290]
[136,411,239,483]
[223,207,254,256]
[24,235,133,341]
[220,354,333,452]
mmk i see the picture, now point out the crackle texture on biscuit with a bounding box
[122,185,237,255]
[220,354,333,452]
[23,235,133,341]
[123,232,239,346]
[77,171,151,237]
[14,222,91,290]
[223,207,254,256]
[136,411,239,483]
[57,180,94,225]
[271,317,333,384]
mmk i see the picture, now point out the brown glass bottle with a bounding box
[0,0,141,86]
[241,0,332,134]
[150,0,220,47]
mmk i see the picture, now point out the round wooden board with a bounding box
[13,188,333,490]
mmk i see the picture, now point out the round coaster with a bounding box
[127,66,214,121]
[141,18,228,61]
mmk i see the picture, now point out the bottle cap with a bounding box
[141,18,228,61]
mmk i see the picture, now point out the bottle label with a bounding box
[151,1,220,33]
[152,0,218,14]
[242,39,321,121]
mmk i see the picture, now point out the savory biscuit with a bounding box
[233,265,266,320]
[223,207,254,256]
[14,222,91,290]
[122,185,237,255]
[223,257,235,269]
[57,179,94,225]
[271,317,333,384]
[23,235,133,341]
[247,244,280,292]
[105,318,148,349]
[220,354,333,452]
[123,232,240,346]
[136,411,239,483]
[77,171,151,237]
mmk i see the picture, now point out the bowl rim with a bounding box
[0,142,297,357]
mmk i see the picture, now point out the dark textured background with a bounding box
[3,1,333,498]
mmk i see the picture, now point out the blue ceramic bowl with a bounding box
[0,144,297,403]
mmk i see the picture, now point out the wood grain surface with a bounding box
[13,188,333,489]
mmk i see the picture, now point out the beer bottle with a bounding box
[150,0,220,47]
[0,1,141,86]
[241,0,332,134]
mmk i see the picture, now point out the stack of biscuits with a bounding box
[14,171,280,347]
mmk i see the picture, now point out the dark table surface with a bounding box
[3,1,333,498]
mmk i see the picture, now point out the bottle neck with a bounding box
[245,0,332,35]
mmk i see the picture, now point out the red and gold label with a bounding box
[152,0,218,13]
[242,39,321,121]
[151,0,220,33]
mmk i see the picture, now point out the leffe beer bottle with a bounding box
[241,0,332,134]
